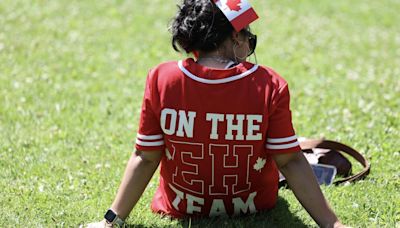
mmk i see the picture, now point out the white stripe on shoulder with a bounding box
[136,138,165,147]
[267,135,298,143]
[137,133,163,140]
[178,60,259,84]
[266,141,300,150]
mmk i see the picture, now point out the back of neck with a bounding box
[196,56,237,69]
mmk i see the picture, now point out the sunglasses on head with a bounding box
[242,29,257,56]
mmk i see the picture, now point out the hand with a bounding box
[84,219,114,228]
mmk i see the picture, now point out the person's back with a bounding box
[136,59,301,217]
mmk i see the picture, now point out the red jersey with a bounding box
[135,58,301,218]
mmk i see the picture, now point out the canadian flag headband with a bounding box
[213,0,259,32]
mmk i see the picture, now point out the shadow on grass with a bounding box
[125,196,307,228]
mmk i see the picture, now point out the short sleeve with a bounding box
[265,84,301,154]
[135,70,165,151]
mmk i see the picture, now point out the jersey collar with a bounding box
[178,58,259,84]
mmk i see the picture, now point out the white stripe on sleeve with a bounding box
[266,141,300,150]
[137,133,163,140]
[136,138,165,147]
[267,135,298,143]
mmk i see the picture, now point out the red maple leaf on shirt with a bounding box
[226,0,242,11]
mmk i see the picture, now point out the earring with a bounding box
[233,43,249,62]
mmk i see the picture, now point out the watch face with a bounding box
[104,209,117,223]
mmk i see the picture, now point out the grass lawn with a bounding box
[1,0,399,227]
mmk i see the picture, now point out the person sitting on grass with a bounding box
[88,0,346,227]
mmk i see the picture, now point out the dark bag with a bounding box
[279,138,371,187]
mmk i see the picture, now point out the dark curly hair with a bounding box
[170,0,234,53]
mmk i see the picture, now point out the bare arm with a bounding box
[273,151,344,228]
[110,150,162,219]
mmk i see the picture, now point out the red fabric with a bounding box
[135,58,301,218]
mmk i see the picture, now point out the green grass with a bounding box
[1,0,399,227]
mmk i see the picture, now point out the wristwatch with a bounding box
[104,209,125,227]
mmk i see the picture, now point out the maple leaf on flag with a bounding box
[253,157,266,172]
[226,0,242,11]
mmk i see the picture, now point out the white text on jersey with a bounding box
[161,108,263,141]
